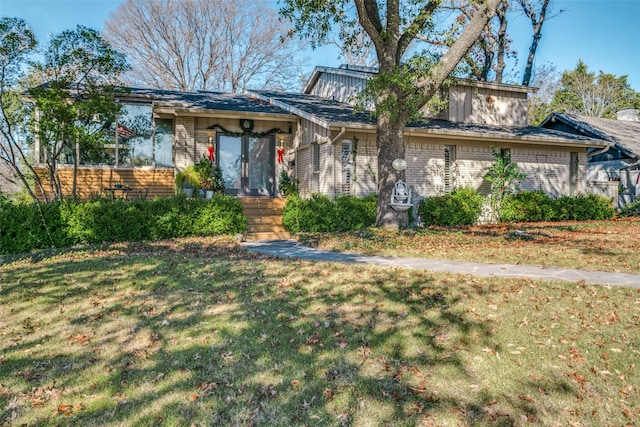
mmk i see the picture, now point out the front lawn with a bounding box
[297,218,640,274]
[1,236,639,426]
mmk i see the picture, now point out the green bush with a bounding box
[555,193,615,220]
[282,194,376,233]
[500,191,557,222]
[418,187,484,226]
[0,195,247,255]
[619,200,640,217]
[498,192,615,222]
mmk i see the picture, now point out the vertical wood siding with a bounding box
[448,86,528,126]
[309,73,367,104]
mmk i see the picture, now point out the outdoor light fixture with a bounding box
[392,158,407,171]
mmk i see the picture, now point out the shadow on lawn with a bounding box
[1,237,575,426]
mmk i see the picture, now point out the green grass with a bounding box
[1,236,639,426]
[297,218,640,274]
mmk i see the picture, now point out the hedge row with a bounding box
[418,187,484,226]
[282,194,376,233]
[0,195,247,254]
[416,189,616,227]
[500,191,616,222]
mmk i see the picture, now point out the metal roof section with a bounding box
[249,90,608,149]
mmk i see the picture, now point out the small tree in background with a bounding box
[28,25,129,200]
[0,17,40,201]
[484,148,526,222]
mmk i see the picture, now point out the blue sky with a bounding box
[1,0,639,91]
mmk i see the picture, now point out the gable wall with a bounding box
[308,73,368,104]
[448,86,528,126]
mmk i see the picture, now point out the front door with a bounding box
[217,134,275,196]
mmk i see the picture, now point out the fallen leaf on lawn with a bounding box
[518,394,533,403]
[56,404,73,416]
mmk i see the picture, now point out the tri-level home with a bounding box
[32,65,609,205]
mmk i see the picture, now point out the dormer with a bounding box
[302,65,536,127]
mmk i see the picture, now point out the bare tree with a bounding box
[415,0,516,83]
[519,0,554,86]
[104,0,306,93]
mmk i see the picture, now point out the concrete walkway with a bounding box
[242,239,640,288]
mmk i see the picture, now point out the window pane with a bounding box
[219,135,242,190]
[80,123,116,166]
[118,104,153,166]
[155,118,173,167]
[247,137,273,195]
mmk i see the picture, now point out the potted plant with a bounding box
[175,165,200,197]
[193,155,225,198]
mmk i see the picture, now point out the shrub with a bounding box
[555,193,615,221]
[500,190,557,222]
[282,194,376,233]
[0,195,247,255]
[0,201,71,254]
[418,187,484,226]
[619,200,640,217]
[334,194,377,231]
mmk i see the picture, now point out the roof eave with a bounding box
[406,127,611,148]
[246,90,331,129]
[170,108,296,120]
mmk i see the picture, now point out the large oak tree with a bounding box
[281,0,502,227]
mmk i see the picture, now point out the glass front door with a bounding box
[217,134,275,196]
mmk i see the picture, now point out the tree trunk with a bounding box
[494,0,509,83]
[521,0,550,86]
[376,111,408,228]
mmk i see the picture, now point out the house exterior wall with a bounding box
[448,86,529,126]
[353,138,378,197]
[307,72,367,104]
[319,142,334,196]
[34,167,174,201]
[301,119,331,146]
[175,116,195,171]
[513,148,587,197]
[313,136,590,202]
[296,145,312,198]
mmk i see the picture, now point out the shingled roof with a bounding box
[125,87,290,116]
[25,83,290,116]
[249,90,608,148]
[541,113,640,159]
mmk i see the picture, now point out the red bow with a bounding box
[208,145,215,162]
[277,148,285,164]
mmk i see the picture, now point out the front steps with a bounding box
[239,198,290,241]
